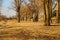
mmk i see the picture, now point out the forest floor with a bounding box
[0,19,60,40]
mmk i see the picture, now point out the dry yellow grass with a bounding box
[0,19,60,40]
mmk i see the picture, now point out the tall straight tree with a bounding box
[44,0,52,26]
[14,0,21,22]
[56,0,59,23]
[44,0,47,26]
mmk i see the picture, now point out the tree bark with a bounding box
[44,0,47,26]
[56,0,59,23]
[17,6,20,22]
[44,0,52,26]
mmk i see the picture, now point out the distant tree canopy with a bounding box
[13,0,44,22]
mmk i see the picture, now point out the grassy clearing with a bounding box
[0,19,60,40]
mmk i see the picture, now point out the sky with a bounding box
[1,0,16,17]
[1,0,29,18]
[1,0,56,17]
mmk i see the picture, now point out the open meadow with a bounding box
[0,19,60,40]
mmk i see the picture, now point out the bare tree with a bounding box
[14,0,22,22]
[26,0,39,22]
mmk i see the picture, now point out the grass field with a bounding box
[0,19,60,40]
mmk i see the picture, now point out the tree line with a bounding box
[0,0,60,26]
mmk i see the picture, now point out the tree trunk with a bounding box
[17,13,20,22]
[47,0,52,26]
[44,0,47,26]
[35,13,38,22]
[26,13,27,21]
[17,6,20,22]
[56,0,59,23]
[33,13,38,22]
[44,0,52,26]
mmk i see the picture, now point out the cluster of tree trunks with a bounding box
[44,0,60,26]
[14,0,39,22]
[30,0,39,22]
[14,0,60,26]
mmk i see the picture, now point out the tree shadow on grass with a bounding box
[50,24,60,26]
